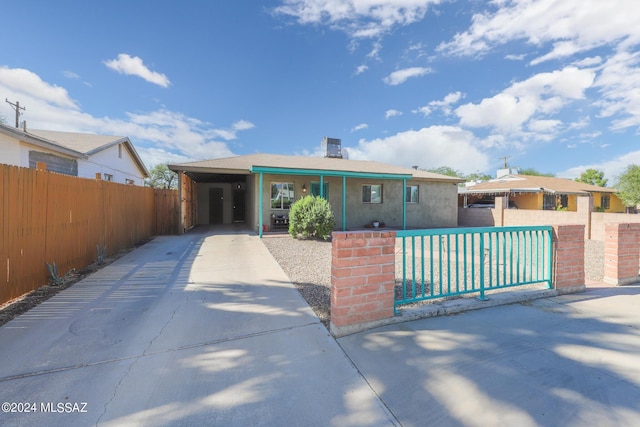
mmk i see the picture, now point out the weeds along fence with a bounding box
[0,164,179,305]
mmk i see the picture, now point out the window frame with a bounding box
[406,185,419,204]
[362,184,383,204]
[270,182,295,210]
[601,195,611,210]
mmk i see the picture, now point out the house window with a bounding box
[545,193,568,209]
[310,182,329,199]
[118,144,122,158]
[362,184,382,204]
[271,182,294,209]
[125,179,134,185]
[601,195,610,210]
[406,185,419,203]
[103,173,113,181]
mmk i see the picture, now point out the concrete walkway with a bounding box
[0,227,395,426]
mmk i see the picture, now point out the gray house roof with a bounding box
[0,124,149,177]
[169,153,464,183]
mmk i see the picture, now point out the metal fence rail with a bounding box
[395,226,553,307]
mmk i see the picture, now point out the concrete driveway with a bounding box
[0,227,394,426]
[337,285,640,427]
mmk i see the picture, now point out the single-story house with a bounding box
[459,172,624,212]
[0,123,149,185]
[168,153,464,235]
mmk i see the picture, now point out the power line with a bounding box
[5,98,25,128]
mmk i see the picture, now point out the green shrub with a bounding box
[288,195,335,240]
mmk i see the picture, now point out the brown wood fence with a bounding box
[0,164,178,306]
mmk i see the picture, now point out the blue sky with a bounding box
[2,1,640,181]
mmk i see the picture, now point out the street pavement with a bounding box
[338,285,640,427]
[1,226,639,426]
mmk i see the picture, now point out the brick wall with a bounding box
[330,231,396,336]
[552,225,585,291]
[603,223,640,285]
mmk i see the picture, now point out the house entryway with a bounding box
[209,188,224,224]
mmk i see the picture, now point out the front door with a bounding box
[209,188,224,224]
[233,188,246,222]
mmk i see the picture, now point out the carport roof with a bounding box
[168,153,464,183]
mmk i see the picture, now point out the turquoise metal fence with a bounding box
[395,226,553,307]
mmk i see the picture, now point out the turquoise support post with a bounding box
[402,178,407,229]
[259,172,263,238]
[342,175,346,231]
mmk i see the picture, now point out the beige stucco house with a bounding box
[168,153,463,235]
[0,123,149,185]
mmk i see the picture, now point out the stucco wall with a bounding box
[253,173,459,232]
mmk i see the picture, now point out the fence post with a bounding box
[603,223,640,286]
[330,230,396,337]
[552,224,586,294]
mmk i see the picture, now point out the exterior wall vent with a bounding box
[322,137,342,159]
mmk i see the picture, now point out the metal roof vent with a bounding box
[322,137,342,159]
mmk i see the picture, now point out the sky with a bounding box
[1,0,640,182]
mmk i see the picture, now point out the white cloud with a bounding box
[0,66,241,168]
[414,106,431,116]
[437,0,640,65]
[354,64,368,75]
[345,125,490,174]
[385,109,402,119]
[104,54,171,88]
[592,50,640,130]
[383,67,432,85]
[0,67,79,110]
[557,150,640,181]
[273,0,438,39]
[455,67,595,133]
[351,123,368,132]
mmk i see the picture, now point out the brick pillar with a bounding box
[552,225,586,293]
[603,223,640,286]
[330,231,396,337]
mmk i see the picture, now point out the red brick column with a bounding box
[330,231,396,336]
[552,225,585,292]
[603,223,640,286]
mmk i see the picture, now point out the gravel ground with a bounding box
[262,234,606,327]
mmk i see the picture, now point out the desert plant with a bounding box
[288,195,335,240]
[46,262,64,286]
[96,243,107,265]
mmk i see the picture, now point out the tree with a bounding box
[575,168,607,187]
[145,164,177,189]
[465,172,492,182]
[518,168,555,177]
[426,166,464,178]
[614,164,640,210]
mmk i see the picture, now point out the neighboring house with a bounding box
[459,171,624,212]
[0,123,149,185]
[168,153,464,235]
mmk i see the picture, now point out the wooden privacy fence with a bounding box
[0,164,179,306]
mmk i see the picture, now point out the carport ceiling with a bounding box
[184,172,247,184]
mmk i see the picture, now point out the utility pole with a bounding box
[5,98,25,128]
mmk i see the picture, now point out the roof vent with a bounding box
[322,137,342,159]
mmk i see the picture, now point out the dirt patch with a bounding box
[0,240,151,327]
